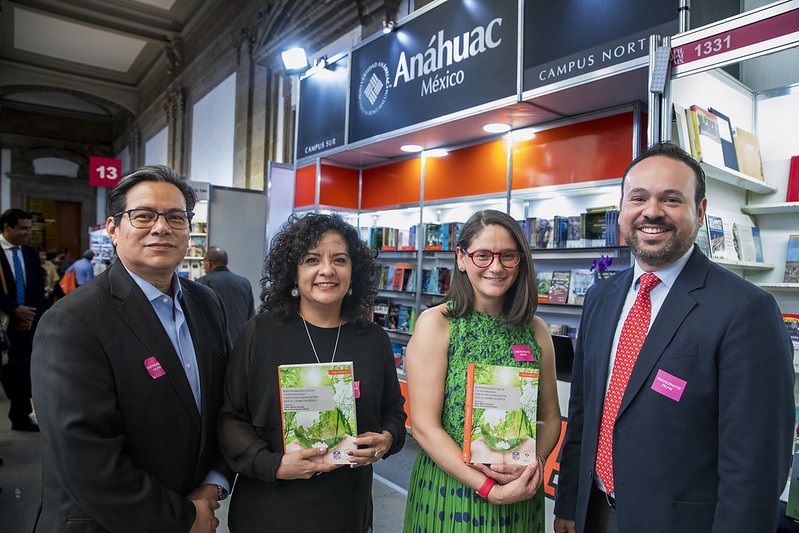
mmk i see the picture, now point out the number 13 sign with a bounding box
[89,156,122,188]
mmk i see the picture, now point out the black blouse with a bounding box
[218,312,407,532]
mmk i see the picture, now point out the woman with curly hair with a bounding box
[218,212,407,532]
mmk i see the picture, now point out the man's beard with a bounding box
[623,218,698,268]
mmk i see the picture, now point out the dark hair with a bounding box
[262,213,377,323]
[622,141,706,208]
[106,165,197,224]
[0,208,32,228]
[444,209,537,327]
[204,246,228,265]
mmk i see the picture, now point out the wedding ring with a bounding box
[315,471,322,476]
[374,449,382,458]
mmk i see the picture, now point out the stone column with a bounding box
[164,88,186,172]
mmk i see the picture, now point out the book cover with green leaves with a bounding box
[462,364,538,465]
[278,362,357,464]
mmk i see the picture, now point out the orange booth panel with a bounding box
[362,159,422,209]
[425,140,507,201]
[512,112,636,189]
[294,164,316,208]
[319,164,359,209]
[399,378,411,429]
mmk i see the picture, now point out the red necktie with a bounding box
[595,272,661,495]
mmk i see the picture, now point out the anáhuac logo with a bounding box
[358,61,391,116]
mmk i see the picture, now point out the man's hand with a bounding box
[13,305,36,330]
[189,497,220,533]
[554,517,575,533]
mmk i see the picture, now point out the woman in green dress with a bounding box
[403,209,561,532]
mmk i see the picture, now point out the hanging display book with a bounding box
[278,361,357,464]
[462,363,538,465]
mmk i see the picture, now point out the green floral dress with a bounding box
[403,306,544,532]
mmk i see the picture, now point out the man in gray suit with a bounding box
[553,142,794,532]
[196,246,254,345]
[32,165,233,532]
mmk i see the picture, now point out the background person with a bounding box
[402,209,561,532]
[553,142,794,533]
[31,165,233,532]
[218,212,407,532]
[64,248,96,287]
[195,246,254,345]
[0,209,45,432]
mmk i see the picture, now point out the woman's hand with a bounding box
[470,462,527,485]
[484,457,544,505]
[348,430,393,468]
[276,446,340,480]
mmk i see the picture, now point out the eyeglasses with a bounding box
[116,208,194,230]
[463,249,522,268]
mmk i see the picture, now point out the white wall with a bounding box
[190,73,236,187]
[144,127,168,166]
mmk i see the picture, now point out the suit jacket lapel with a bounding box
[618,249,707,415]
[109,262,202,430]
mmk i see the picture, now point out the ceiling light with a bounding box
[281,47,309,74]
[424,148,448,158]
[509,128,537,141]
[483,123,511,133]
[401,144,423,153]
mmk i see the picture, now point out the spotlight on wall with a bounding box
[483,123,511,134]
[281,47,309,74]
[382,15,397,34]
[401,144,423,153]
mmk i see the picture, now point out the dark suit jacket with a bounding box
[195,266,254,345]
[554,247,794,532]
[31,260,233,532]
[0,244,45,382]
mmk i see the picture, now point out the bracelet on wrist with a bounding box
[476,477,496,500]
[536,453,546,466]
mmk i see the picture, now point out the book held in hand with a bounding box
[463,363,538,465]
[278,362,357,464]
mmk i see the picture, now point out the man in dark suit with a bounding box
[196,246,254,345]
[0,208,45,431]
[554,142,794,532]
[32,166,233,532]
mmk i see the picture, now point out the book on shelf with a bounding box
[732,222,758,263]
[705,214,727,260]
[672,103,692,153]
[536,271,551,304]
[462,363,538,465]
[376,264,390,290]
[567,269,595,305]
[582,205,615,247]
[567,215,583,248]
[548,270,571,304]
[533,219,553,249]
[278,362,357,464]
[751,226,764,263]
[783,314,799,374]
[788,155,799,203]
[397,305,413,332]
[425,223,442,250]
[708,107,739,171]
[391,343,406,371]
[390,263,412,291]
[386,303,400,330]
[553,215,569,248]
[688,105,725,168]
[785,234,799,284]
[695,222,711,257]
[373,300,389,327]
[733,127,764,181]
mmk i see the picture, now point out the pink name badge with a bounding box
[651,369,687,402]
[144,357,166,379]
[512,345,534,362]
[353,381,361,399]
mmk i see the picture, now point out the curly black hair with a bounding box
[260,213,377,323]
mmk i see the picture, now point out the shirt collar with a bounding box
[632,246,694,290]
[0,235,16,251]
[124,265,183,302]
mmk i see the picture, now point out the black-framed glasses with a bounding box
[116,208,194,230]
[463,249,522,268]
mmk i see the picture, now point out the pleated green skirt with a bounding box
[402,449,545,532]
